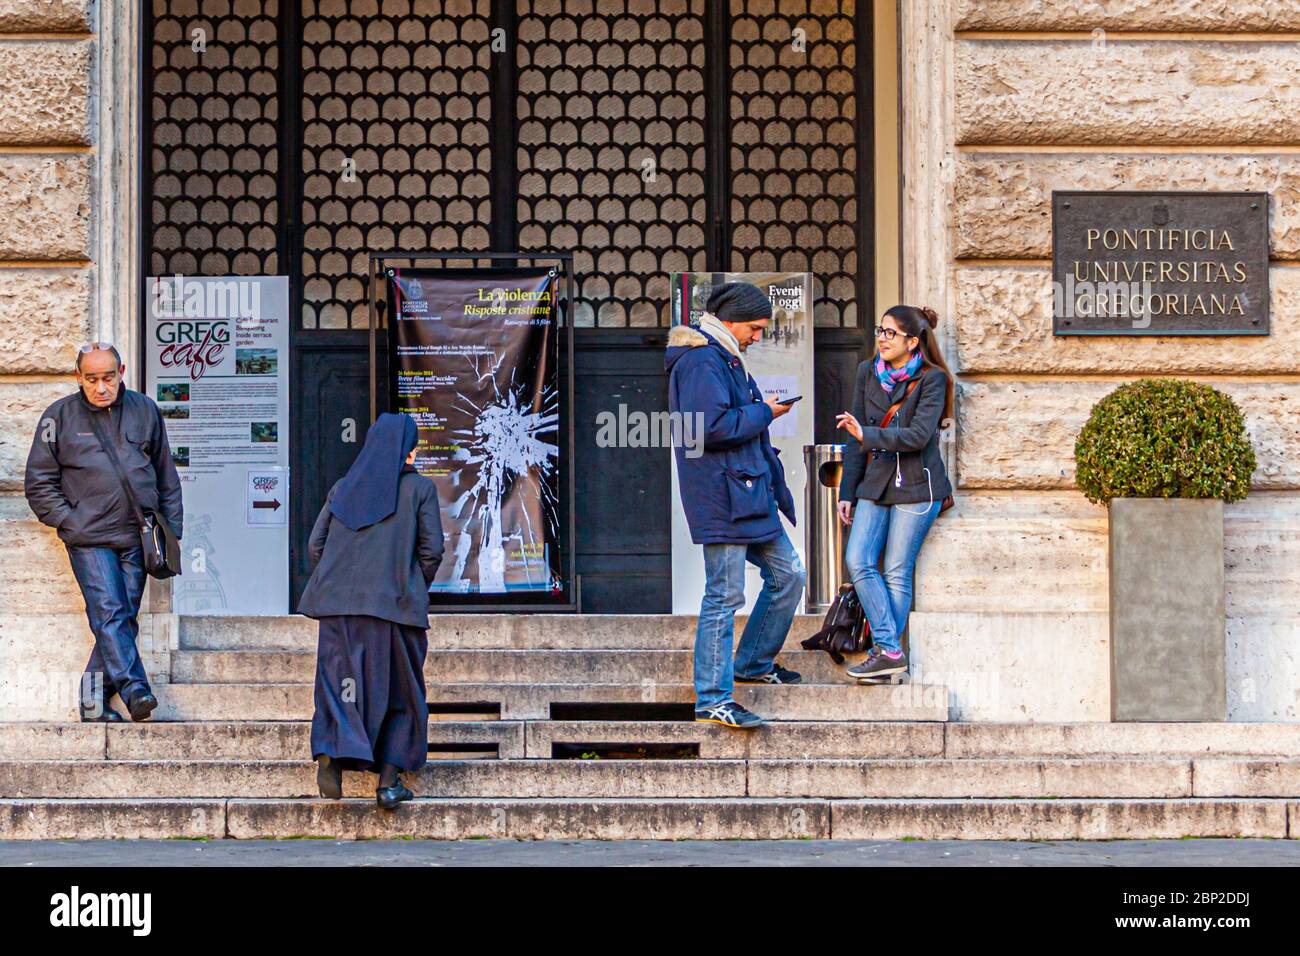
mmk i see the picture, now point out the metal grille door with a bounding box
[142,0,874,609]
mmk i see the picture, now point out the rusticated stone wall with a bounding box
[0,4,170,721]
[3,1,1296,723]
[907,0,1300,720]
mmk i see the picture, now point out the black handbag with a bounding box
[801,583,870,664]
[87,411,182,579]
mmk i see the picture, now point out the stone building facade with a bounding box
[0,1,1296,722]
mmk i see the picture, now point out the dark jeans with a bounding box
[65,545,149,710]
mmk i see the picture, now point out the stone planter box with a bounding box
[1108,498,1226,721]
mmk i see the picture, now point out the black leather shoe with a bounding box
[375,780,414,810]
[316,756,343,799]
[78,705,125,723]
[126,691,158,722]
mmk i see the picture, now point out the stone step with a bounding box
[525,720,946,759]
[1,797,1292,841]
[5,757,1295,800]
[178,614,828,651]
[829,798,1293,841]
[945,722,1300,758]
[5,720,1296,763]
[0,720,942,761]
[155,680,947,721]
[94,722,519,760]
[170,648,874,686]
[0,758,743,799]
[1,800,229,840]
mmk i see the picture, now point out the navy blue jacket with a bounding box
[665,325,795,545]
[839,361,953,506]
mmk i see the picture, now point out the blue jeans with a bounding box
[695,530,806,709]
[844,498,941,655]
[65,545,149,708]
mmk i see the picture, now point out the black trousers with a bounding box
[310,615,429,773]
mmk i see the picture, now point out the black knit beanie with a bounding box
[705,281,772,324]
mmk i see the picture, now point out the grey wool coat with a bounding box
[298,468,445,628]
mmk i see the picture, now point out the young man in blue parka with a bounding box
[666,281,806,729]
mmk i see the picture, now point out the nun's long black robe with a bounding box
[310,614,429,772]
[299,414,444,773]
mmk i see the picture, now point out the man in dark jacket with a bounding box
[24,344,184,722]
[666,282,806,729]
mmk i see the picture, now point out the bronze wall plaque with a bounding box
[1051,191,1269,336]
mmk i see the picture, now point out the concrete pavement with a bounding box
[2,838,1299,867]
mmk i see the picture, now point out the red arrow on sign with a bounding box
[253,499,281,511]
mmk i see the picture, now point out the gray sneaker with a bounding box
[848,649,907,682]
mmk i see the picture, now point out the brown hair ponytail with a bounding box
[881,304,955,421]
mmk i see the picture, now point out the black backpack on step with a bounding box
[801,583,870,664]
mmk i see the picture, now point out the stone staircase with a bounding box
[1,614,1298,840]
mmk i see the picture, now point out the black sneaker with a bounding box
[736,662,803,685]
[694,701,766,729]
[847,649,907,682]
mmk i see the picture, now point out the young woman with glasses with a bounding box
[834,305,955,683]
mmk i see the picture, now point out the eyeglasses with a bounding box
[874,326,906,341]
[75,342,122,372]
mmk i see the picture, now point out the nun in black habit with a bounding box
[298,412,444,809]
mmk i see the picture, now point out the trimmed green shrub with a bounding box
[1074,378,1255,504]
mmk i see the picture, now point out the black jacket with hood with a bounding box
[24,387,184,549]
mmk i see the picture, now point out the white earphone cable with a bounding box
[894,455,934,515]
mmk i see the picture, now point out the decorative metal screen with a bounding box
[516,0,708,328]
[730,0,859,328]
[299,0,494,329]
[147,0,281,277]
[146,1,867,330]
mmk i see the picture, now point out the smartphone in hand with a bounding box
[776,395,802,406]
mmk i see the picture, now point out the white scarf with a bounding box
[698,312,749,378]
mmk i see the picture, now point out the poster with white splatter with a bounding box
[386,267,562,597]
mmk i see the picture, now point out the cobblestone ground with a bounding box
[2,839,1298,867]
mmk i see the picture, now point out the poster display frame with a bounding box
[368,251,577,613]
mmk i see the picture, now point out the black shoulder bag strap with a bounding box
[86,408,148,527]
[86,407,181,578]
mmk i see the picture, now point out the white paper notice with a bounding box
[247,469,288,527]
[754,373,799,440]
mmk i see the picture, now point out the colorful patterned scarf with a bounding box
[874,350,923,392]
